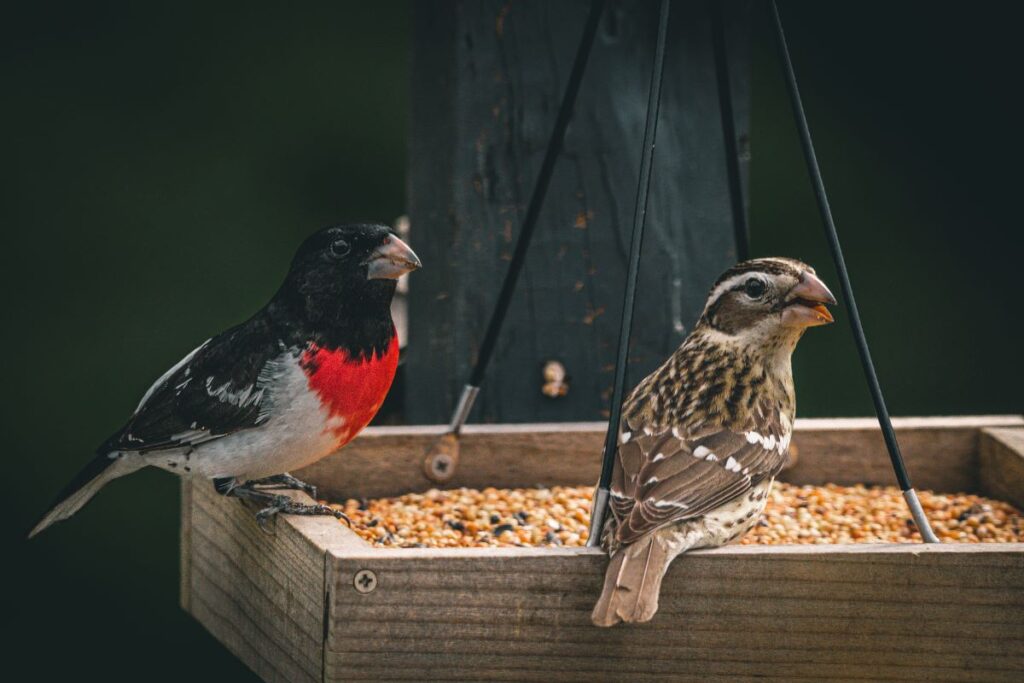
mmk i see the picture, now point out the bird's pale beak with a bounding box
[365,236,422,280]
[782,270,836,327]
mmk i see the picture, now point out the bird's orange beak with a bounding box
[781,271,836,328]
[365,235,422,280]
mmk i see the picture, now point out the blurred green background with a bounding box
[3,1,1020,680]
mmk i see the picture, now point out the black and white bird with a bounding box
[30,223,420,538]
[592,257,835,626]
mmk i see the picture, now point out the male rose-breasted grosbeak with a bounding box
[592,257,835,626]
[30,223,420,537]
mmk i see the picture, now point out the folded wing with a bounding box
[609,407,789,545]
[97,324,285,455]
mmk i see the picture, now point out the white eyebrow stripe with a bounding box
[704,273,760,312]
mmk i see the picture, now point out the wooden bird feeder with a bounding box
[181,416,1024,682]
[181,3,1024,680]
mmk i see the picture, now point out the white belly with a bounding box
[658,479,774,558]
[700,478,773,546]
[145,355,346,480]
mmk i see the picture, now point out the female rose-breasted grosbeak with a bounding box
[30,223,420,538]
[592,257,835,626]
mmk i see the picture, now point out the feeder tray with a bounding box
[181,415,1024,682]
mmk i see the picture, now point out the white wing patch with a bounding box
[135,339,210,413]
[203,376,263,408]
[745,429,790,455]
[650,499,689,510]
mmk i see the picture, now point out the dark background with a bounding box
[3,1,1020,680]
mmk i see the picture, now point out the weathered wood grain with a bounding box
[979,427,1024,508]
[324,543,1024,682]
[296,415,1024,500]
[183,479,333,683]
[783,416,1024,492]
[184,416,1024,682]
[180,472,193,612]
[406,0,752,425]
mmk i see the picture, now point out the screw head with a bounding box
[429,453,454,478]
[353,569,378,594]
[423,432,460,483]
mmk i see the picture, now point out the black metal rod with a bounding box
[466,0,606,389]
[769,1,938,543]
[768,0,908,489]
[710,0,750,261]
[590,0,672,544]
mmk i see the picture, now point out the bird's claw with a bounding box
[249,473,319,499]
[255,505,280,533]
[253,495,350,533]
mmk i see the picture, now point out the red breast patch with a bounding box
[301,334,399,447]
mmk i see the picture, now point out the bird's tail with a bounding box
[592,534,674,627]
[28,453,145,538]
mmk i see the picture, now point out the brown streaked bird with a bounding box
[592,257,835,627]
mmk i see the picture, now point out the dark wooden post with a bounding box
[406,0,752,424]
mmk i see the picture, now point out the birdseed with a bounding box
[326,483,1024,548]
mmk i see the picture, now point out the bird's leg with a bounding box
[225,483,350,533]
[247,472,319,499]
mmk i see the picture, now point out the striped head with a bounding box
[697,257,836,347]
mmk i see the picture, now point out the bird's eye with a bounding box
[744,278,766,299]
[329,238,351,258]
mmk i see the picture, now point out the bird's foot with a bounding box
[254,496,351,533]
[227,485,350,533]
[247,472,319,499]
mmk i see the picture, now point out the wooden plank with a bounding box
[979,427,1024,508]
[179,476,193,612]
[782,416,1023,492]
[324,543,1024,682]
[295,415,1024,500]
[181,479,332,683]
[184,418,1024,682]
[405,0,751,424]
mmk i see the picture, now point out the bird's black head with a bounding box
[274,223,421,342]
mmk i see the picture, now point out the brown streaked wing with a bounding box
[614,428,788,545]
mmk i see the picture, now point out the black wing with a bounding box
[98,320,286,455]
[609,403,790,545]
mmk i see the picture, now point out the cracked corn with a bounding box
[327,483,1024,548]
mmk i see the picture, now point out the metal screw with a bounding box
[428,453,454,478]
[353,569,377,594]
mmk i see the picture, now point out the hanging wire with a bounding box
[444,0,607,434]
[769,0,939,542]
[588,0,672,547]
[422,0,607,483]
[710,0,750,261]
